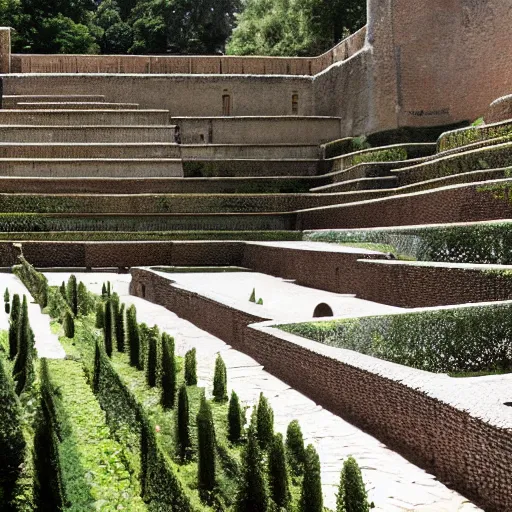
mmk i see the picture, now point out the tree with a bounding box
[161,333,177,409]
[286,419,306,475]
[4,287,9,314]
[66,274,78,316]
[256,393,274,450]
[213,353,228,402]
[116,303,125,352]
[0,356,26,488]
[196,394,216,498]
[234,413,268,512]
[184,348,197,385]
[104,300,113,357]
[13,296,35,395]
[146,326,159,387]
[8,294,21,360]
[95,301,105,329]
[336,456,370,512]
[300,444,323,512]
[268,432,290,509]
[63,310,75,338]
[228,390,243,443]
[177,383,191,461]
[77,281,93,316]
[126,304,140,367]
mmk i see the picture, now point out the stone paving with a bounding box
[43,271,482,511]
[0,273,65,359]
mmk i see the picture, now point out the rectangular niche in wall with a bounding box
[292,92,299,114]
[222,91,231,116]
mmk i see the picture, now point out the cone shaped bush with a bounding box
[63,310,75,339]
[185,348,197,385]
[95,302,105,329]
[256,393,274,450]
[228,390,243,443]
[77,281,92,316]
[286,419,306,475]
[300,444,323,512]
[268,432,290,510]
[4,288,9,314]
[146,327,159,387]
[66,274,78,316]
[197,395,216,497]
[177,383,192,461]
[13,296,35,395]
[60,281,67,300]
[235,417,268,512]
[0,356,26,487]
[161,333,177,409]
[213,353,228,402]
[104,300,113,358]
[115,303,125,352]
[8,294,21,360]
[249,288,256,303]
[101,283,107,298]
[138,322,150,371]
[126,305,140,368]
[336,456,370,512]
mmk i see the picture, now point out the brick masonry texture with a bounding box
[129,268,512,512]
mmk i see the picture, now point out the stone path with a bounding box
[44,272,481,511]
[0,273,65,359]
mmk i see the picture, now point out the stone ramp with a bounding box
[2,94,107,108]
[16,101,140,109]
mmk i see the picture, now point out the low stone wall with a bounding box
[129,267,512,512]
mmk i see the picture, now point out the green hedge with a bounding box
[438,121,512,152]
[323,137,370,159]
[303,221,512,264]
[12,255,48,308]
[351,147,408,166]
[40,358,147,511]
[278,302,512,373]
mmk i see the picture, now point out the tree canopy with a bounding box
[0,0,365,55]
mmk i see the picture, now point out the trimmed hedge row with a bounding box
[303,221,512,264]
[40,357,147,511]
[12,255,48,308]
[438,120,512,152]
[278,302,512,373]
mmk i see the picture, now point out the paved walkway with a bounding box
[0,274,65,359]
[44,272,481,511]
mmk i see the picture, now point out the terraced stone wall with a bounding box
[129,268,512,512]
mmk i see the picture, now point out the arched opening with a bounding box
[313,303,334,318]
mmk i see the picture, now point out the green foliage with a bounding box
[268,432,290,509]
[40,358,146,510]
[127,304,140,368]
[324,137,371,159]
[77,281,94,317]
[286,419,306,475]
[185,348,198,386]
[101,283,107,299]
[60,281,67,299]
[146,326,160,388]
[13,296,35,396]
[95,301,105,329]
[4,288,9,313]
[438,121,512,152]
[0,356,25,487]
[256,393,274,450]
[196,394,216,497]
[8,294,21,360]
[279,302,512,373]
[161,333,177,409]
[213,353,228,402]
[103,300,113,358]
[177,383,192,461]
[257,298,264,305]
[228,390,244,443]
[116,303,126,352]
[249,288,256,303]
[12,255,48,308]
[66,274,78,317]
[351,147,408,166]
[227,0,365,56]
[63,311,75,339]
[234,417,268,512]
[336,456,370,512]
[300,444,323,512]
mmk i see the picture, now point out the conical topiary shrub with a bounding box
[300,444,323,512]
[126,305,140,368]
[212,353,228,402]
[161,333,177,409]
[249,288,256,303]
[256,393,274,450]
[77,281,91,316]
[336,456,370,512]
[95,302,105,329]
[197,394,216,499]
[63,311,75,339]
[115,303,125,352]
[185,348,197,385]
[4,288,9,314]
[146,327,159,387]
[8,294,21,360]
[177,383,192,461]
[228,390,244,443]
[268,432,290,510]
[66,274,78,316]
[286,419,306,475]
[103,300,113,358]
[13,296,35,395]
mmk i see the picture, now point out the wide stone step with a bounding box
[183,159,322,177]
[0,159,183,177]
[0,109,170,125]
[310,176,398,192]
[2,94,107,108]
[180,144,321,160]
[173,116,342,145]
[16,102,140,110]
[0,212,296,232]
[0,125,176,143]
[0,143,180,159]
